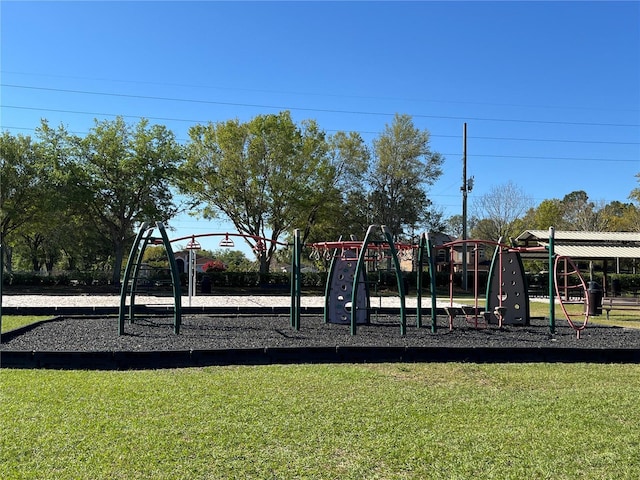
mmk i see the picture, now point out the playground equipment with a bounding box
[435,237,530,330]
[308,225,412,335]
[118,222,593,340]
[434,229,593,338]
[185,236,202,304]
[323,237,369,326]
[118,226,288,336]
[119,222,182,335]
[294,226,593,338]
[554,255,590,339]
[170,231,285,305]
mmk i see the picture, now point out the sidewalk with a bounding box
[1,294,461,309]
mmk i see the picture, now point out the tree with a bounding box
[368,114,444,240]
[630,173,640,204]
[560,190,609,231]
[521,199,564,230]
[180,111,336,273]
[70,117,183,284]
[601,201,639,232]
[627,173,640,231]
[7,121,85,273]
[303,130,371,243]
[445,214,478,238]
[0,131,52,272]
[471,181,533,241]
[210,249,256,272]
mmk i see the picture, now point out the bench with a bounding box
[602,298,640,320]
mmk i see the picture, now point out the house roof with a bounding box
[515,230,640,259]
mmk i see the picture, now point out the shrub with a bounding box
[202,260,227,273]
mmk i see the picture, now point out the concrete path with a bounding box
[2,294,462,309]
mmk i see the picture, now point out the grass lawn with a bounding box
[2,363,640,479]
[1,316,53,333]
[527,299,640,329]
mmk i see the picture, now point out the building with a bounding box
[515,230,640,293]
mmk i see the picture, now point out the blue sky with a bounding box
[2,1,639,256]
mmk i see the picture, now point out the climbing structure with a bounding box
[485,241,529,326]
[310,225,408,335]
[119,222,182,335]
[324,241,369,326]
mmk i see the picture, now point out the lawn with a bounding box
[1,316,53,333]
[527,299,640,329]
[2,363,640,479]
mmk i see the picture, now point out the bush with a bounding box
[202,260,227,273]
[609,274,640,294]
[300,271,327,289]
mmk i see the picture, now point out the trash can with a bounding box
[200,275,211,294]
[586,281,603,316]
[611,278,621,297]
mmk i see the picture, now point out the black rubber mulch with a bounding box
[2,315,640,368]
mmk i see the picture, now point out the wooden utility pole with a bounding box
[462,123,468,291]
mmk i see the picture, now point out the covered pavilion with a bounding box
[515,230,640,295]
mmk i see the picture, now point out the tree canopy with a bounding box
[368,113,444,240]
[179,111,337,273]
[27,117,184,284]
[1,114,637,280]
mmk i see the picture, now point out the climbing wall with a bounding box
[326,249,369,324]
[486,249,529,325]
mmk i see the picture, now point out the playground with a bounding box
[3,223,640,368]
[3,301,640,368]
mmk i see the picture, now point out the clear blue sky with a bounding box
[2,1,639,255]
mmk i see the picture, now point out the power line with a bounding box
[3,105,200,124]
[3,83,639,128]
[4,69,639,114]
[468,135,640,146]
[3,105,639,147]
[443,153,638,163]
[3,122,636,164]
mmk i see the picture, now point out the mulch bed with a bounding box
[3,315,640,368]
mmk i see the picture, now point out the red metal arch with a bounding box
[169,232,289,251]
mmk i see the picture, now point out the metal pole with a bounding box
[290,229,301,330]
[416,234,424,329]
[381,225,406,336]
[462,122,468,291]
[156,222,182,334]
[119,222,150,335]
[0,234,3,343]
[549,226,555,333]
[188,247,194,307]
[428,236,438,333]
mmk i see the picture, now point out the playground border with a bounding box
[4,296,640,369]
[3,310,640,369]
[3,344,640,370]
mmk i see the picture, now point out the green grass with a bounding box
[1,316,52,333]
[527,300,640,328]
[2,364,640,479]
[447,296,640,328]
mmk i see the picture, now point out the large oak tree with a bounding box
[180,111,336,273]
[0,131,48,272]
[70,117,183,284]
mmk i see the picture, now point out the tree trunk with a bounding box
[259,252,269,274]
[4,245,13,273]
[112,242,125,286]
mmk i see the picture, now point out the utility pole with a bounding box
[461,123,468,291]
